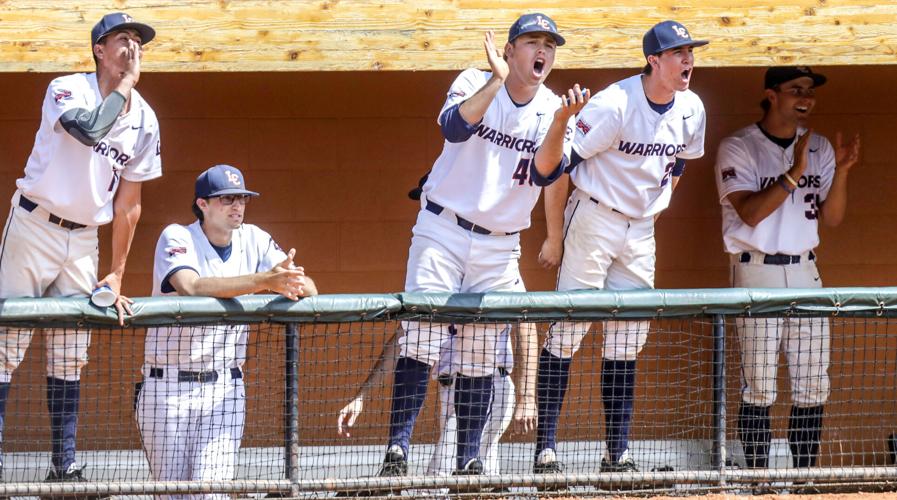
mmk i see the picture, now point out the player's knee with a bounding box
[47,359,87,381]
[399,343,439,367]
[794,379,830,407]
[743,391,777,408]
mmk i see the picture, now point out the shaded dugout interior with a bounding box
[0,67,892,461]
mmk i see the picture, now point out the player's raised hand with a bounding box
[97,272,134,326]
[337,395,365,437]
[557,84,590,120]
[835,131,861,173]
[484,31,509,81]
[512,394,537,434]
[538,237,564,269]
[121,38,141,86]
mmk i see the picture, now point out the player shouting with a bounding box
[535,20,708,475]
[379,12,586,482]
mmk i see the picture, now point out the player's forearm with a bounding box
[182,273,273,298]
[515,323,538,400]
[458,76,504,126]
[819,170,849,227]
[543,175,569,241]
[108,191,142,282]
[354,331,400,398]
[729,184,793,228]
[533,119,567,178]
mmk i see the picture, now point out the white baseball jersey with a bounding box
[422,68,573,233]
[17,73,162,226]
[143,221,287,372]
[715,124,835,255]
[570,74,706,218]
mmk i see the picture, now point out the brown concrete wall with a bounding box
[0,67,893,463]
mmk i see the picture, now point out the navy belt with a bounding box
[588,197,623,215]
[740,251,815,265]
[18,195,87,230]
[149,367,242,383]
[425,200,518,236]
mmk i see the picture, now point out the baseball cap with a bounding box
[91,12,155,46]
[508,13,565,46]
[195,165,260,199]
[764,66,827,89]
[642,20,708,57]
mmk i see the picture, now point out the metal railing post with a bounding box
[284,323,300,497]
[712,314,727,486]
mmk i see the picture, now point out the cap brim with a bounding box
[653,39,709,54]
[97,22,156,45]
[509,30,566,46]
[209,188,260,197]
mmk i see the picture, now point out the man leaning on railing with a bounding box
[134,164,316,499]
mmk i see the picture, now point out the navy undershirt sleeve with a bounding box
[672,158,687,177]
[439,103,480,143]
[566,149,585,173]
[530,155,569,187]
[161,265,198,294]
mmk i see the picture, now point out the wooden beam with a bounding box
[0,0,893,72]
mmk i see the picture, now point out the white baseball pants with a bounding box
[427,370,515,476]
[545,189,654,361]
[136,367,245,500]
[0,192,97,382]
[401,210,524,377]
[731,252,830,407]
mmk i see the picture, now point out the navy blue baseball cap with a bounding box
[508,13,565,46]
[764,66,827,89]
[642,20,708,57]
[91,12,155,46]
[195,165,259,199]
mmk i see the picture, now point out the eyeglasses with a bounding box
[209,194,251,206]
[775,86,816,98]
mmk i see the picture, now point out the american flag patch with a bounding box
[54,89,72,104]
[167,246,187,256]
[576,119,591,135]
[721,168,737,182]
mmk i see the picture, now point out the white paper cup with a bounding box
[91,285,117,307]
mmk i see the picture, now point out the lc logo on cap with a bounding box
[225,170,241,186]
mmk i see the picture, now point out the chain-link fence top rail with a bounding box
[0,288,894,497]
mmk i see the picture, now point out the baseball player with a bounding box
[0,12,160,482]
[534,20,708,475]
[136,164,316,499]
[337,324,537,478]
[714,66,860,471]
[380,13,585,479]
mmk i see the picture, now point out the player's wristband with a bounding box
[777,177,796,194]
[783,172,799,188]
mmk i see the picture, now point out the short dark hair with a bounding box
[760,98,771,112]
[192,200,205,222]
[642,61,653,75]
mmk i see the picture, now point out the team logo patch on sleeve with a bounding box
[448,90,467,99]
[167,246,187,256]
[721,167,737,182]
[54,90,72,104]
[575,119,591,135]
